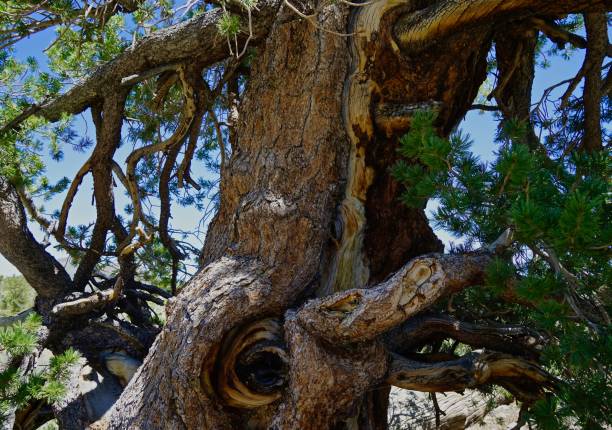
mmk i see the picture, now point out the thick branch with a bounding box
[387,351,554,394]
[385,313,545,359]
[73,91,127,289]
[0,177,72,298]
[297,252,492,344]
[582,10,607,152]
[393,0,607,50]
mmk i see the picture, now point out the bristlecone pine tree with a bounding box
[0,0,609,428]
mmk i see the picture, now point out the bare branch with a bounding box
[51,277,124,317]
[131,281,172,299]
[385,313,546,359]
[0,0,282,129]
[531,17,586,49]
[73,91,128,289]
[56,159,92,239]
[387,351,555,394]
[123,64,195,246]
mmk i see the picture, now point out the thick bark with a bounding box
[99,5,354,427]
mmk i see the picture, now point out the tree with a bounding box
[0,0,609,429]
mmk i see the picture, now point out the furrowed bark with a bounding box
[271,312,388,429]
[0,177,72,298]
[98,5,353,426]
[5,0,602,428]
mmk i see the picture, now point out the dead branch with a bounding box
[51,277,124,317]
[387,350,555,394]
[56,159,92,238]
[123,64,195,246]
[297,251,493,344]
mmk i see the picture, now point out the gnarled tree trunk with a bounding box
[93,1,590,429]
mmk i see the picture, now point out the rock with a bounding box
[388,387,523,430]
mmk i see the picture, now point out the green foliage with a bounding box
[394,111,611,428]
[217,13,241,38]
[0,314,80,423]
[0,276,35,317]
[0,313,41,356]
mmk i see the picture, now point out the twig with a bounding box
[430,392,445,429]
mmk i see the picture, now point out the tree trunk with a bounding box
[92,1,494,427]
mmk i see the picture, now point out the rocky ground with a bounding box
[388,387,525,430]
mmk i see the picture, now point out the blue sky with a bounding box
[0,20,586,276]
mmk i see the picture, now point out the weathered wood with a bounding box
[4,0,601,428]
[299,253,492,344]
[51,278,124,317]
[387,351,553,393]
[393,0,608,50]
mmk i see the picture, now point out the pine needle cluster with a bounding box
[393,111,611,429]
[0,314,80,423]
